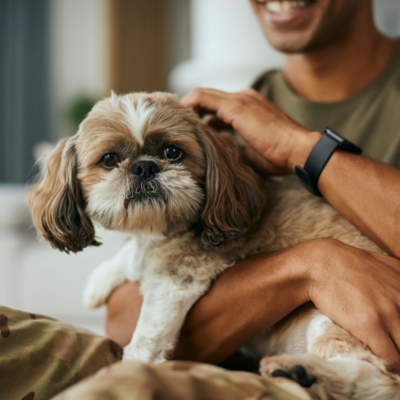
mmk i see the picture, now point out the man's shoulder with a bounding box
[251,69,281,93]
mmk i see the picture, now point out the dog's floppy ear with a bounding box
[27,138,100,253]
[197,128,266,246]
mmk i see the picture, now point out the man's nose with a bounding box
[132,160,160,180]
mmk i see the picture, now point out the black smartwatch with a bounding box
[295,128,362,197]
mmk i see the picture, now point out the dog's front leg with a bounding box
[83,238,139,309]
[123,279,206,363]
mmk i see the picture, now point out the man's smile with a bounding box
[265,1,317,14]
[256,0,319,27]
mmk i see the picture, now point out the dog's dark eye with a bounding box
[101,153,119,169]
[164,146,183,162]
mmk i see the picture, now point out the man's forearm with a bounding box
[174,245,310,363]
[105,244,310,358]
[318,151,400,258]
[107,238,400,369]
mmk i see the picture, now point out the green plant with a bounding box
[66,94,98,133]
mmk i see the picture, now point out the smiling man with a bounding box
[104,0,400,398]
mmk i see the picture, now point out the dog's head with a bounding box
[28,92,266,253]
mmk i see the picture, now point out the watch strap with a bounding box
[295,128,362,197]
[295,134,338,197]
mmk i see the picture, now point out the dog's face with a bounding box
[28,92,266,253]
[73,93,207,235]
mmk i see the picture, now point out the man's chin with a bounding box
[266,32,316,53]
[265,25,340,54]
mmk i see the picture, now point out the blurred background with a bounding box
[0,0,399,335]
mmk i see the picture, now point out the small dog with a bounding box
[28,92,400,399]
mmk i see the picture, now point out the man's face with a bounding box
[250,0,367,53]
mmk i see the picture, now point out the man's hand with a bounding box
[181,88,321,175]
[305,238,400,372]
[106,238,400,372]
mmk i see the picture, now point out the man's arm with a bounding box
[176,239,400,370]
[106,245,309,352]
[107,239,400,371]
[319,151,400,257]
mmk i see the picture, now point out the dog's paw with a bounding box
[82,262,121,308]
[260,355,318,388]
[82,280,107,309]
[82,283,106,309]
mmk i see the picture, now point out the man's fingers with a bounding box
[181,88,226,107]
[367,329,400,373]
[181,88,225,110]
[387,315,400,372]
[181,89,238,125]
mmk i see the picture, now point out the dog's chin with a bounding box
[124,190,164,208]
[87,172,205,236]
[105,192,184,235]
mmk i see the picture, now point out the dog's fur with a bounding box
[28,92,400,399]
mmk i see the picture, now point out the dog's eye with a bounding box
[164,146,183,162]
[101,153,119,169]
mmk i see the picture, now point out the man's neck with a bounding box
[282,6,396,103]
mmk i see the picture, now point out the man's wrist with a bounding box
[274,241,319,305]
[288,130,322,173]
[287,238,337,302]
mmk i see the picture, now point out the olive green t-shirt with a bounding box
[253,39,400,169]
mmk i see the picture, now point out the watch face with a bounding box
[324,128,362,155]
[324,128,344,144]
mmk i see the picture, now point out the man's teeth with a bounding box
[266,1,310,13]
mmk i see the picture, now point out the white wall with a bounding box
[50,0,110,139]
[170,0,284,95]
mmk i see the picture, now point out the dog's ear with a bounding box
[197,128,266,246]
[27,138,101,253]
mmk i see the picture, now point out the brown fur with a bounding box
[197,128,266,246]
[27,138,100,253]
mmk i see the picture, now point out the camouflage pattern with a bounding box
[0,305,122,400]
[52,360,349,400]
[0,305,348,400]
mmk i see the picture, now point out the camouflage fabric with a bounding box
[52,360,349,400]
[0,305,348,400]
[0,305,122,400]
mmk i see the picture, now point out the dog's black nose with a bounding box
[132,160,160,180]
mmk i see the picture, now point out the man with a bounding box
[106,0,400,375]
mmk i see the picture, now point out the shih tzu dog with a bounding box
[28,92,400,399]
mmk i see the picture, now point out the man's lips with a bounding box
[257,0,318,26]
[263,1,316,14]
